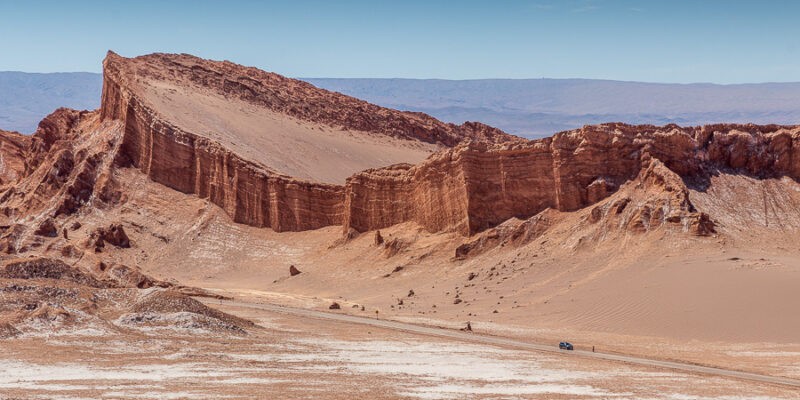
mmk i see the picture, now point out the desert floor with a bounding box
[2,300,798,400]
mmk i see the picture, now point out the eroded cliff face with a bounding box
[102,52,516,147]
[92,52,800,238]
[102,53,345,232]
[99,52,528,232]
[344,123,800,236]
[0,129,29,186]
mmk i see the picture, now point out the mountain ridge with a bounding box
[1,53,800,374]
[4,71,800,136]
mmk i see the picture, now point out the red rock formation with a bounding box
[344,123,800,236]
[0,108,121,223]
[98,51,523,232]
[588,156,716,236]
[0,130,29,186]
[101,53,345,232]
[102,51,517,147]
[87,223,131,251]
[5,51,798,242]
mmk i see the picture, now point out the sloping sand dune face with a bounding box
[101,51,515,185]
[1,50,800,397]
[139,79,438,184]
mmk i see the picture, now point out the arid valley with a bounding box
[0,45,798,400]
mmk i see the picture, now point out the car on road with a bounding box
[559,341,573,350]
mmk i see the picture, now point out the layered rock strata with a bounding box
[345,123,800,235]
[92,52,800,237]
[102,52,514,147]
[102,55,345,232]
[0,130,28,185]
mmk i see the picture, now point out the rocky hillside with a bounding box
[345,123,800,235]
[3,52,799,241]
[102,52,514,147]
[0,51,799,341]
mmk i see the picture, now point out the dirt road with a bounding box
[205,298,800,389]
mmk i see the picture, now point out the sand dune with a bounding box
[139,80,438,184]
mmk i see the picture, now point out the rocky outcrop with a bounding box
[102,52,346,232]
[0,130,29,186]
[0,108,122,224]
[11,51,797,241]
[0,257,108,288]
[34,218,58,237]
[102,51,516,147]
[344,123,800,235]
[88,224,131,251]
[587,157,716,236]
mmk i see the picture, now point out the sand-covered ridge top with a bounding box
[139,79,438,184]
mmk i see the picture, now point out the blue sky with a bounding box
[0,0,798,83]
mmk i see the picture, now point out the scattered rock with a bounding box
[467,272,478,281]
[289,265,302,276]
[407,289,415,297]
[691,212,717,236]
[34,219,58,237]
[87,223,131,251]
[103,263,163,289]
[59,244,81,258]
[0,323,20,339]
[588,206,603,223]
[374,230,384,246]
[453,298,463,305]
[344,228,359,240]
[0,257,107,288]
[329,302,341,310]
[383,238,408,258]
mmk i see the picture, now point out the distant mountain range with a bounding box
[2,71,799,137]
[306,78,800,137]
[0,72,102,133]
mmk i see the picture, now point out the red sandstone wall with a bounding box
[102,58,344,232]
[103,51,518,147]
[343,124,800,236]
[99,51,800,237]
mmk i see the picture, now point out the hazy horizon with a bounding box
[5,69,800,86]
[2,1,799,84]
[3,70,799,136]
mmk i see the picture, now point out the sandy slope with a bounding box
[138,80,438,184]
[59,166,800,383]
[4,51,799,397]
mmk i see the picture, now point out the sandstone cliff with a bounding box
[98,52,525,232]
[101,51,516,147]
[0,129,28,186]
[344,123,800,235]
[101,53,345,231]
[8,52,798,241]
